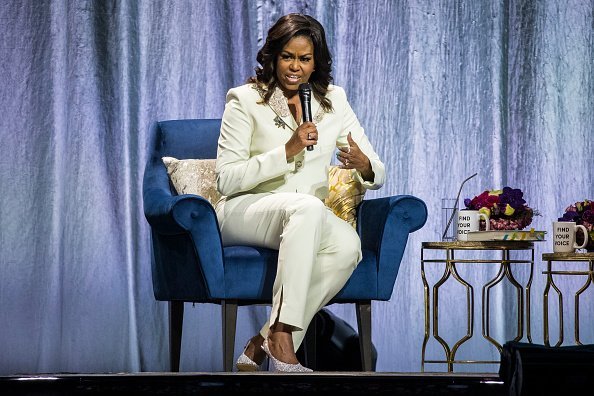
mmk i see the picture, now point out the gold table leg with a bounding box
[448,258,474,368]
[574,260,594,345]
[421,247,430,372]
[431,248,456,372]
[482,249,532,350]
[543,259,564,347]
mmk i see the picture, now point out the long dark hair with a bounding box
[249,14,333,112]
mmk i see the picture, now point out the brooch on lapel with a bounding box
[274,115,286,129]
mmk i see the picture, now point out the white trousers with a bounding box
[216,192,362,349]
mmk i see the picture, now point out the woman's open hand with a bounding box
[336,132,374,181]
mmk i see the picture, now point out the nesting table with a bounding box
[542,252,594,347]
[420,241,535,372]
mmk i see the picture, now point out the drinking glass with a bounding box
[441,198,458,241]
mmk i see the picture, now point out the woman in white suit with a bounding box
[215,13,385,372]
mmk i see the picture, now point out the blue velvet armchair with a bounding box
[142,119,428,372]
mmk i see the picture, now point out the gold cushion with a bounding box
[162,157,222,205]
[325,166,366,228]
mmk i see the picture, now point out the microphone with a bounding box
[299,82,314,151]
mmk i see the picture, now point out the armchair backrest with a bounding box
[155,119,222,160]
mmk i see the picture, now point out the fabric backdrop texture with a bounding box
[1,0,593,374]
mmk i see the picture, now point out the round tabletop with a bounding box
[542,252,594,261]
[422,241,535,250]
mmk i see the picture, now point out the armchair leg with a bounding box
[356,301,373,371]
[169,301,184,372]
[222,300,238,372]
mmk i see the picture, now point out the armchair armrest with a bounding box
[142,156,226,300]
[357,195,428,300]
[143,156,189,235]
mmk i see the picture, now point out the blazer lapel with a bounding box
[310,92,322,124]
[265,85,325,130]
[267,87,297,131]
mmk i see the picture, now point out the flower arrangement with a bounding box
[558,199,594,251]
[464,187,537,230]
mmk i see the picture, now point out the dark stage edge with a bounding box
[1,372,506,395]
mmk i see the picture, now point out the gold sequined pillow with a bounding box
[162,157,222,205]
[325,166,366,228]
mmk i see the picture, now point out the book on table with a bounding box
[466,229,546,241]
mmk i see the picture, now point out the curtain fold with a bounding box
[0,0,592,374]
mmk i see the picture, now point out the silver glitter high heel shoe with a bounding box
[236,342,265,372]
[261,339,313,373]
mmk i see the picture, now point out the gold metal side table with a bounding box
[421,241,535,372]
[542,252,594,347]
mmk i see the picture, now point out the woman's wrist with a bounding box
[359,160,374,182]
[285,142,298,160]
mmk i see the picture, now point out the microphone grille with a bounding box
[298,82,311,93]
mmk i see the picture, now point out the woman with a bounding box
[215,13,385,372]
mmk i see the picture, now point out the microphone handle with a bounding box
[303,98,313,151]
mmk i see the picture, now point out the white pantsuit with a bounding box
[215,83,385,349]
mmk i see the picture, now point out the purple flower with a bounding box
[498,187,526,210]
[559,210,580,222]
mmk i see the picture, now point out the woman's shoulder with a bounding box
[226,83,263,102]
[326,84,344,93]
[325,84,348,103]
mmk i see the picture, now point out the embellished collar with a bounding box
[268,86,292,118]
[252,84,325,130]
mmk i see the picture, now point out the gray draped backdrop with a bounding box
[1,0,592,374]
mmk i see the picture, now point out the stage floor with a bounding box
[1,372,506,395]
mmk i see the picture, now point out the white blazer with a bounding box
[216,83,385,201]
